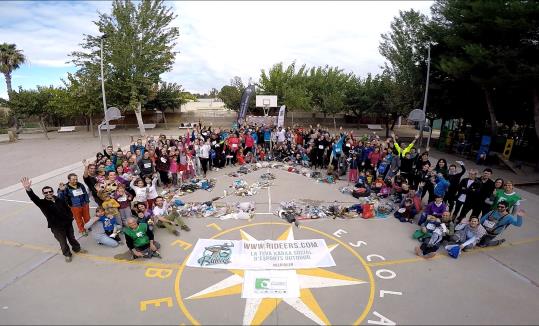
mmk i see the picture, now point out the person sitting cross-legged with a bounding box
[123,217,161,259]
[152,196,190,236]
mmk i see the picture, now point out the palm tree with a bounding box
[0,43,26,99]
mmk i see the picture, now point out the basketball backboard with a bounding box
[407,109,425,122]
[256,95,277,107]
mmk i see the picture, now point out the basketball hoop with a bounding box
[407,109,425,123]
[256,95,277,117]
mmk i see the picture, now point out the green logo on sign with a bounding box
[255,278,270,289]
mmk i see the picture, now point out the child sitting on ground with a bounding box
[394,198,417,223]
[237,149,246,165]
[415,221,446,259]
[257,146,266,161]
[83,207,120,247]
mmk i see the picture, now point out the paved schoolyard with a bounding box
[0,149,538,325]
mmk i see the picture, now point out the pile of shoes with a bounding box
[259,172,276,181]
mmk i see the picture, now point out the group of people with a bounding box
[22,121,525,262]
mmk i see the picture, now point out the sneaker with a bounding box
[414,246,422,257]
[181,225,191,232]
[65,256,72,263]
[153,251,162,259]
[173,230,180,236]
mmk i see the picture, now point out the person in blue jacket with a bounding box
[478,200,524,247]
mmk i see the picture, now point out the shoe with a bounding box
[153,251,162,259]
[181,225,191,232]
[74,249,88,254]
[498,239,506,245]
[65,256,72,263]
[81,231,88,237]
[173,230,180,236]
[414,246,422,257]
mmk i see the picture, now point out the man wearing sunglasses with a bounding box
[21,177,88,262]
[478,200,525,248]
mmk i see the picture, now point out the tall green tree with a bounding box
[71,0,180,136]
[0,43,26,98]
[0,43,26,130]
[63,70,103,136]
[218,76,245,111]
[258,62,311,112]
[379,9,430,121]
[430,0,538,135]
[7,86,69,139]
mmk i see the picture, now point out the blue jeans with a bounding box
[94,233,119,247]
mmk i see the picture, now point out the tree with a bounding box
[258,62,311,112]
[0,43,26,131]
[146,81,188,129]
[218,77,243,111]
[0,43,26,98]
[63,70,103,136]
[7,86,68,139]
[71,0,180,136]
[379,9,430,121]
[430,0,536,136]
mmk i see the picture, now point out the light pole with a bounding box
[100,34,112,147]
[419,44,431,149]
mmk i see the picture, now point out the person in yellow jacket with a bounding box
[391,131,419,158]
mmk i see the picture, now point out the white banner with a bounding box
[186,239,336,270]
[242,270,300,298]
[277,105,286,128]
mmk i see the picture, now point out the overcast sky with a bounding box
[0,1,433,99]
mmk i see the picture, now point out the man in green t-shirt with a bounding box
[491,181,522,214]
[123,217,161,259]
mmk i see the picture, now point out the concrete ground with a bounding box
[0,131,538,325]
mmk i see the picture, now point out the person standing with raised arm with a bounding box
[20,177,88,262]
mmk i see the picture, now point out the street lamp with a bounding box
[418,43,431,149]
[100,33,112,147]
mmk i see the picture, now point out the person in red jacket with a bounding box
[227,133,240,165]
[368,147,382,169]
[243,132,255,155]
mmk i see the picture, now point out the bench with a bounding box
[367,124,383,131]
[58,126,76,133]
[143,123,156,129]
[99,124,116,130]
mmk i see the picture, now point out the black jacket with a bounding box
[26,189,73,228]
[447,164,466,195]
[478,178,495,201]
[456,178,481,202]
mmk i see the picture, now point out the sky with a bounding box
[0,1,433,99]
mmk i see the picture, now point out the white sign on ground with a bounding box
[186,239,336,270]
[242,270,300,298]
